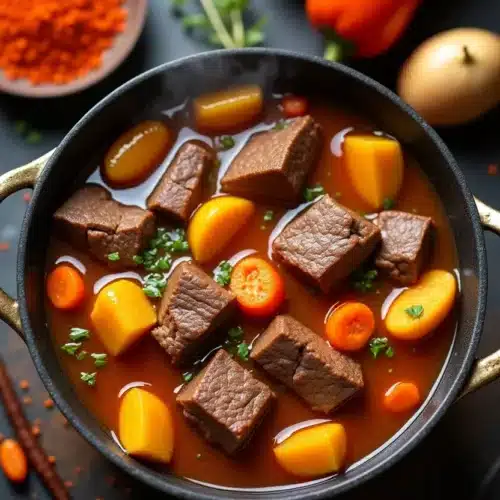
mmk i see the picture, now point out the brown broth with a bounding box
[45,100,458,488]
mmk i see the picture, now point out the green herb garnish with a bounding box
[228,326,244,340]
[26,130,42,144]
[405,305,424,319]
[76,350,88,361]
[143,273,168,298]
[61,342,82,356]
[213,260,233,286]
[383,198,395,210]
[218,136,235,151]
[369,337,395,359]
[263,210,274,222]
[69,327,90,342]
[351,268,378,293]
[80,372,97,387]
[172,0,266,49]
[273,119,288,131]
[304,184,325,202]
[107,252,120,262]
[133,255,144,265]
[183,372,194,383]
[91,353,108,368]
[237,342,250,361]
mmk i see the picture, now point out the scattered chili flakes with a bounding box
[23,396,32,405]
[48,455,56,465]
[0,242,10,252]
[19,379,30,390]
[23,192,31,203]
[64,480,74,489]
[43,398,54,409]
[488,164,498,176]
[32,424,41,437]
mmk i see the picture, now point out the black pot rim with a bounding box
[16,48,487,499]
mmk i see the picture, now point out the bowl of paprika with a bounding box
[0,0,148,98]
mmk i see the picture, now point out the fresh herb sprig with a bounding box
[213,260,233,286]
[225,326,250,361]
[351,268,378,293]
[405,304,424,319]
[172,0,266,49]
[369,337,395,359]
[304,184,325,202]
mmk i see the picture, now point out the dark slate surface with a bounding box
[0,0,499,498]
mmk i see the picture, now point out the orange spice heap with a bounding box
[0,0,127,85]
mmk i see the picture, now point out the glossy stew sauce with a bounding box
[45,95,457,488]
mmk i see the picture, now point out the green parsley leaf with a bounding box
[213,260,233,286]
[405,305,424,319]
[368,337,394,359]
[304,184,325,202]
[183,372,193,383]
[91,353,108,368]
[80,372,97,387]
[69,327,90,342]
[383,198,395,210]
[273,119,288,131]
[218,136,235,151]
[107,252,120,262]
[237,342,250,361]
[143,273,168,298]
[351,268,378,292]
[61,342,82,356]
[228,326,244,340]
[76,350,88,361]
[133,255,144,265]
[263,210,274,222]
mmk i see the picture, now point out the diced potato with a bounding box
[119,388,174,463]
[343,135,404,211]
[385,270,457,340]
[188,196,256,263]
[90,280,157,356]
[193,85,263,133]
[273,423,347,477]
[103,121,172,187]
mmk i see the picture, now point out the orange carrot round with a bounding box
[230,257,285,318]
[326,302,375,351]
[46,265,85,310]
[282,96,309,118]
[0,439,27,483]
[383,381,421,413]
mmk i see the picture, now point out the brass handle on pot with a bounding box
[460,198,500,397]
[0,150,54,339]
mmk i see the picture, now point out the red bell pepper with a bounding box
[306,0,422,59]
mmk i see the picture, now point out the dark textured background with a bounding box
[0,0,499,498]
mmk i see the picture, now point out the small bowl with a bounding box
[0,0,148,98]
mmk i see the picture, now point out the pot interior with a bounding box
[18,50,485,499]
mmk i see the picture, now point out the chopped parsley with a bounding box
[225,326,250,361]
[228,326,244,340]
[69,327,90,342]
[351,268,378,293]
[304,184,325,202]
[213,260,233,286]
[369,337,395,359]
[61,342,82,356]
[182,372,194,383]
[383,198,395,210]
[107,252,120,262]
[273,119,288,131]
[217,136,235,151]
[263,210,274,222]
[80,372,97,387]
[237,342,250,361]
[91,353,108,368]
[142,273,168,298]
[405,305,424,319]
[76,350,88,361]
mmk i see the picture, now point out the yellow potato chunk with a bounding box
[273,423,347,478]
[90,280,157,356]
[188,196,256,263]
[343,135,404,211]
[119,388,174,463]
[103,120,172,188]
[385,269,457,340]
[193,85,263,133]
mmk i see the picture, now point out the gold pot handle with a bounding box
[460,198,500,397]
[0,150,54,339]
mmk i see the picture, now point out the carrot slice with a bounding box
[46,265,85,310]
[282,95,309,118]
[383,381,421,413]
[326,302,375,351]
[230,257,285,318]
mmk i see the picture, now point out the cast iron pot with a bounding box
[1,49,500,499]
